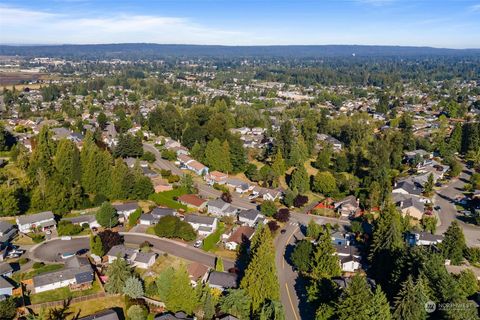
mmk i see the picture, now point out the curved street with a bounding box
[30,233,234,270]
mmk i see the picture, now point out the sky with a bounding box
[0,0,479,48]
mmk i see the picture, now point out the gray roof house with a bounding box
[0,263,13,277]
[64,214,100,229]
[0,221,17,243]
[139,207,176,225]
[238,209,264,227]
[79,309,120,320]
[392,180,423,196]
[207,271,238,291]
[207,198,238,217]
[106,245,136,264]
[16,211,56,233]
[184,215,217,236]
[0,276,15,297]
[113,202,139,221]
[33,256,93,293]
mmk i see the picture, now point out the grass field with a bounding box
[29,279,103,304]
[14,264,64,282]
[148,187,188,210]
[202,222,225,252]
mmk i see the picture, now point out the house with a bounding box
[151,177,173,193]
[142,167,159,178]
[334,245,361,259]
[340,255,361,272]
[316,133,343,151]
[0,221,17,243]
[132,252,157,269]
[407,231,444,246]
[139,207,176,225]
[207,271,238,291]
[79,309,120,320]
[331,231,353,246]
[404,149,432,162]
[106,245,136,264]
[334,196,360,218]
[178,194,208,210]
[396,196,425,220]
[184,215,217,236]
[16,211,56,233]
[177,154,209,176]
[251,187,283,201]
[226,178,253,194]
[392,180,423,196]
[33,256,94,293]
[187,262,209,286]
[155,312,194,320]
[225,226,255,251]
[0,263,13,278]
[0,276,14,297]
[113,202,139,222]
[64,214,100,229]
[238,209,264,227]
[204,171,228,185]
[207,198,238,217]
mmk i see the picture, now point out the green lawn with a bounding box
[202,222,225,252]
[14,264,64,281]
[29,279,102,304]
[148,187,188,210]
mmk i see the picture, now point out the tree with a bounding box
[289,165,309,194]
[440,221,466,265]
[128,208,142,227]
[95,202,119,228]
[314,145,332,170]
[105,256,131,294]
[215,257,224,272]
[291,239,313,273]
[282,188,296,207]
[260,200,277,217]
[163,265,199,314]
[156,267,175,301]
[336,275,374,320]
[0,296,17,320]
[271,149,286,178]
[180,174,196,193]
[97,112,108,130]
[312,171,337,196]
[113,134,143,158]
[221,191,232,203]
[90,234,104,256]
[220,289,252,320]
[241,227,279,311]
[455,270,479,298]
[288,136,309,167]
[109,159,134,199]
[97,230,123,254]
[196,284,216,320]
[258,300,285,320]
[205,138,232,172]
[392,276,428,320]
[310,229,341,280]
[421,215,437,234]
[154,216,197,241]
[123,277,144,299]
[306,219,322,240]
[424,173,434,195]
[370,285,391,320]
[274,208,290,222]
[127,305,147,320]
[54,139,81,187]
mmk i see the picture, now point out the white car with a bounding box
[193,240,202,248]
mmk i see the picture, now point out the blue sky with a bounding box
[0,0,479,48]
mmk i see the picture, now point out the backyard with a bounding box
[202,222,225,252]
[149,187,188,210]
[28,278,103,304]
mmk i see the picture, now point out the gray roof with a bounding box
[334,244,361,257]
[33,262,93,288]
[207,271,238,289]
[0,276,14,289]
[64,215,96,224]
[399,197,425,212]
[75,271,95,284]
[16,211,55,225]
[140,214,156,222]
[238,209,262,221]
[151,207,176,218]
[106,245,136,260]
[395,180,422,195]
[207,198,229,210]
[0,221,13,234]
[112,202,138,212]
[155,313,193,320]
[413,231,444,242]
[0,263,13,276]
[79,309,120,320]
[134,252,156,264]
[184,214,216,226]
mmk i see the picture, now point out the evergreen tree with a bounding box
[205,138,232,172]
[96,202,119,228]
[258,300,285,320]
[156,267,175,301]
[312,171,337,196]
[288,136,309,167]
[123,277,144,299]
[105,256,132,294]
[423,173,434,195]
[241,227,279,311]
[191,141,205,162]
[392,276,428,320]
[215,257,224,272]
[89,234,105,256]
[54,139,81,187]
[289,165,309,194]
[336,275,373,320]
[314,145,332,171]
[127,305,147,320]
[440,221,466,265]
[369,285,391,320]
[110,159,134,199]
[165,265,199,314]
[276,120,294,160]
[220,289,252,320]
[29,126,56,177]
[271,149,286,178]
[228,134,247,173]
[196,284,216,320]
[310,229,341,280]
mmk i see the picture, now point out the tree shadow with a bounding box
[294,275,316,320]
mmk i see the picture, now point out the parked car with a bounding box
[194,240,202,248]
[61,252,75,259]
[61,236,72,240]
[76,248,89,255]
[280,229,287,234]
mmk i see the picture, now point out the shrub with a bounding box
[261,201,277,217]
[93,194,108,206]
[127,305,148,320]
[58,220,83,236]
[293,195,309,208]
[161,149,177,161]
[160,169,172,177]
[30,233,45,243]
[167,175,180,183]
[154,216,196,241]
[267,220,280,232]
[142,151,156,163]
[129,208,143,227]
[18,257,29,265]
[274,208,290,222]
[33,262,45,269]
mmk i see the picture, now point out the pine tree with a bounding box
[54,139,81,187]
[105,257,132,294]
[336,275,374,320]
[271,149,286,178]
[241,227,280,312]
[110,159,134,199]
[369,285,391,320]
[315,144,332,170]
[258,300,285,320]
[123,277,144,299]
[30,126,56,177]
[288,136,308,167]
[191,141,204,162]
[205,138,232,172]
[215,257,224,272]
[90,234,104,256]
[392,276,428,320]
[440,221,466,265]
[310,229,341,280]
[219,289,252,320]
[166,265,199,314]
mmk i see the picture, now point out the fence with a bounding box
[28,292,109,311]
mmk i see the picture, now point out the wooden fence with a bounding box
[27,292,109,311]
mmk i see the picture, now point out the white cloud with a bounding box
[0,5,248,45]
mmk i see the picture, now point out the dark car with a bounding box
[280,229,287,234]
[76,248,89,255]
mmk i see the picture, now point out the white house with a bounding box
[339,255,361,272]
[252,187,283,201]
[139,207,176,226]
[64,214,100,229]
[204,171,228,185]
[184,215,217,236]
[132,252,157,269]
[0,276,14,297]
[177,154,209,176]
[238,209,264,227]
[225,226,255,251]
[113,202,139,222]
[106,245,157,269]
[207,199,238,217]
[16,211,56,233]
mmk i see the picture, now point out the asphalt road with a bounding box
[434,168,480,247]
[31,233,234,269]
[143,143,256,210]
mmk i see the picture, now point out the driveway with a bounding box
[434,168,480,247]
[30,233,234,269]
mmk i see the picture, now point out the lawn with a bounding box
[202,222,225,252]
[14,264,64,281]
[29,278,103,304]
[12,233,35,246]
[148,187,188,210]
[67,295,125,319]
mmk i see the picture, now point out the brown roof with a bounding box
[187,262,209,281]
[227,226,255,244]
[209,171,228,180]
[178,194,207,207]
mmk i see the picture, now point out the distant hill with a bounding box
[1,43,479,59]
